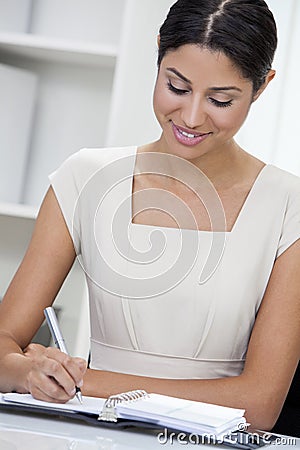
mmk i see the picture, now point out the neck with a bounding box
[188,140,245,187]
[143,138,250,188]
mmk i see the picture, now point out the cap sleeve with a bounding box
[49,150,83,254]
[276,180,300,258]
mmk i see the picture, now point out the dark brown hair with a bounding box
[158,0,277,92]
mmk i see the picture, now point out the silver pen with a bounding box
[44,306,83,404]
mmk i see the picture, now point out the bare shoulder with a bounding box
[23,185,77,282]
[35,187,75,245]
[259,239,300,330]
[248,238,300,357]
[0,187,76,347]
[243,239,300,419]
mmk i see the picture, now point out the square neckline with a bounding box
[128,145,271,234]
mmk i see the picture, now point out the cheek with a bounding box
[212,103,250,132]
[153,83,180,119]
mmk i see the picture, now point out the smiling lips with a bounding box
[171,122,211,146]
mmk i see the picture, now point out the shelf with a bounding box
[0,32,118,68]
[0,201,37,219]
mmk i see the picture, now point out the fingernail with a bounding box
[77,380,83,387]
[70,388,76,396]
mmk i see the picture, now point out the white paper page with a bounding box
[0,392,105,415]
[117,394,244,421]
[116,393,245,435]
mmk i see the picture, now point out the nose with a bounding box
[181,93,207,129]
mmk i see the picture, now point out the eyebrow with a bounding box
[209,86,242,93]
[166,67,192,84]
[166,67,242,93]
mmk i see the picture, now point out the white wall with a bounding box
[270,0,300,175]
[236,0,300,175]
[106,0,174,147]
[29,0,125,45]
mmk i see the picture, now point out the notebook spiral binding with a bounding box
[98,389,149,422]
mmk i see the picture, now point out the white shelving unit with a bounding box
[0,0,126,207]
[0,32,118,67]
[0,202,37,219]
[0,0,174,358]
[0,0,127,358]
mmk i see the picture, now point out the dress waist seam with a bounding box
[90,338,245,363]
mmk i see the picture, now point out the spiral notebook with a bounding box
[0,389,246,439]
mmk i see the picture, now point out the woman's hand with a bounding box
[23,343,87,403]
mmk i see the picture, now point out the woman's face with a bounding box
[153,44,255,161]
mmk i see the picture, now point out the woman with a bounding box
[0,0,299,432]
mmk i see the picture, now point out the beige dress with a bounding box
[49,146,300,379]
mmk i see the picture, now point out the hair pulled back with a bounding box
[158,0,277,92]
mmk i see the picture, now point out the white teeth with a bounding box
[179,129,199,138]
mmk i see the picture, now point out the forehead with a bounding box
[161,44,249,87]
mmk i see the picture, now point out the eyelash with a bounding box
[167,80,233,108]
[209,98,233,108]
[167,80,189,95]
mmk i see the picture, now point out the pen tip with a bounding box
[76,388,83,404]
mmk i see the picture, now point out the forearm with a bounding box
[82,368,281,430]
[0,334,30,393]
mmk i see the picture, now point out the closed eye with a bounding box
[167,80,189,96]
[209,97,233,108]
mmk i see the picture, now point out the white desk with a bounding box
[0,409,299,450]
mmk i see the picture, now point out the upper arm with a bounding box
[242,239,300,421]
[0,186,76,348]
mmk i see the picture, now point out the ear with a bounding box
[157,34,160,48]
[252,69,276,102]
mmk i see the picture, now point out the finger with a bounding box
[28,349,77,398]
[29,373,72,403]
[43,355,78,397]
[45,348,86,387]
[73,357,87,378]
[24,342,47,356]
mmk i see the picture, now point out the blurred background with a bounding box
[0,0,299,357]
